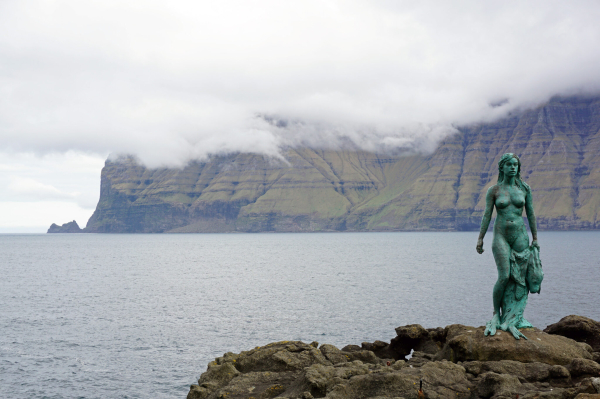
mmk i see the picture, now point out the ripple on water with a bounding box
[0,232,599,398]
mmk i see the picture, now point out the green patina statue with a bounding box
[476,153,543,340]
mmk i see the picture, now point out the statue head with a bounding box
[497,153,529,191]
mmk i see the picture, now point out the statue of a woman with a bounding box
[476,153,543,340]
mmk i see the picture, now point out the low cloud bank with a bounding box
[1,0,600,167]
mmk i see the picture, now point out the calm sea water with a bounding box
[1,232,599,398]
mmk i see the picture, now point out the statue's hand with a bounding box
[531,240,540,251]
[476,239,484,254]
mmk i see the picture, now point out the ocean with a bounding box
[1,232,598,398]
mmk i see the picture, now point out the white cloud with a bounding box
[0,201,94,232]
[8,177,78,200]
[0,151,104,230]
[0,0,599,168]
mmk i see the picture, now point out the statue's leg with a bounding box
[485,236,510,336]
[499,229,531,337]
[512,226,529,252]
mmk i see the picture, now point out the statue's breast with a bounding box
[495,194,511,209]
[510,191,525,207]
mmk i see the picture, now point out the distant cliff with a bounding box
[81,95,600,233]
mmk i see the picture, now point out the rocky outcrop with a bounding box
[47,220,82,233]
[187,316,600,399]
[83,95,600,233]
[545,316,600,352]
[437,325,593,365]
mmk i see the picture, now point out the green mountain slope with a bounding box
[83,95,600,233]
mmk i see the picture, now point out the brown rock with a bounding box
[476,372,522,398]
[437,325,593,365]
[521,388,578,398]
[545,316,600,352]
[210,371,298,399]
[395,324,429,340]
[549,365,572,380]
[301,361,371,397]
[344,350,380,365]
[576,378,600,396]
[462,360,552,382]
[592,377,600,393]
[361,340,396,360]
[340,344,361,352]
[568,358,600,378]
[326,360,472,399]
[187,361,240,399]
[234,341,331,373]
[319,344,348,364]
[186,317,600,399]
[389,324,442,359]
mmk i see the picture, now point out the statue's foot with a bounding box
[509,325,528,340]
[484,313,501,336]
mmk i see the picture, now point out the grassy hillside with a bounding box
[84,95,600,233]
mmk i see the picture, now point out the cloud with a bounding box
[9,177,77,200]
[0,151,104,208]
[1,0,600,167]
[0,201,93,231]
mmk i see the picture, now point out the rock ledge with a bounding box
[188,317,600,399]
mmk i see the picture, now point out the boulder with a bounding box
[550,365,572,380]
[462,360,552,382]
[437,325,593,365]
[207,370,297,399]
[187,361,240,399]
[361,340,397,360]
[301,360,372,397]
[326,360,472,399]
[593,377,600,393]
[186,316,600,399]
[319,344,349,365]
[234,341,331,373]
[340,345,361,352]
[476,372,522,398]
[545,316,600,352]
[389,324,445,359]
[568,358,600,378]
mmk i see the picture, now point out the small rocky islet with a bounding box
[187,315,600,399]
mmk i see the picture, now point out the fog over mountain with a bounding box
[2,1,600,164]
[1,0,600,230]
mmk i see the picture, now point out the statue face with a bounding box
[503,157,519,177]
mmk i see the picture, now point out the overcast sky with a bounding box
[1,0,600,232]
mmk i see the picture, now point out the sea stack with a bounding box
[47,220,82,233]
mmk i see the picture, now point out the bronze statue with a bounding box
[476,153,543,339]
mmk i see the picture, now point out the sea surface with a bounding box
[1,232,599,399]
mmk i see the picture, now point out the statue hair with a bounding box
[497,153,530,192]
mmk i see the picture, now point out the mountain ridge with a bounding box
[57,95,600,233]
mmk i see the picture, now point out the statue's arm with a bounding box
[525,189,539,248]
[476,187,495,254]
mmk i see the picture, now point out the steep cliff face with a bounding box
[361,95,600,231]
[85,150,429,232]
[84,95,600,232]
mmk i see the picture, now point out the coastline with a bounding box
[188,316,600,399]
